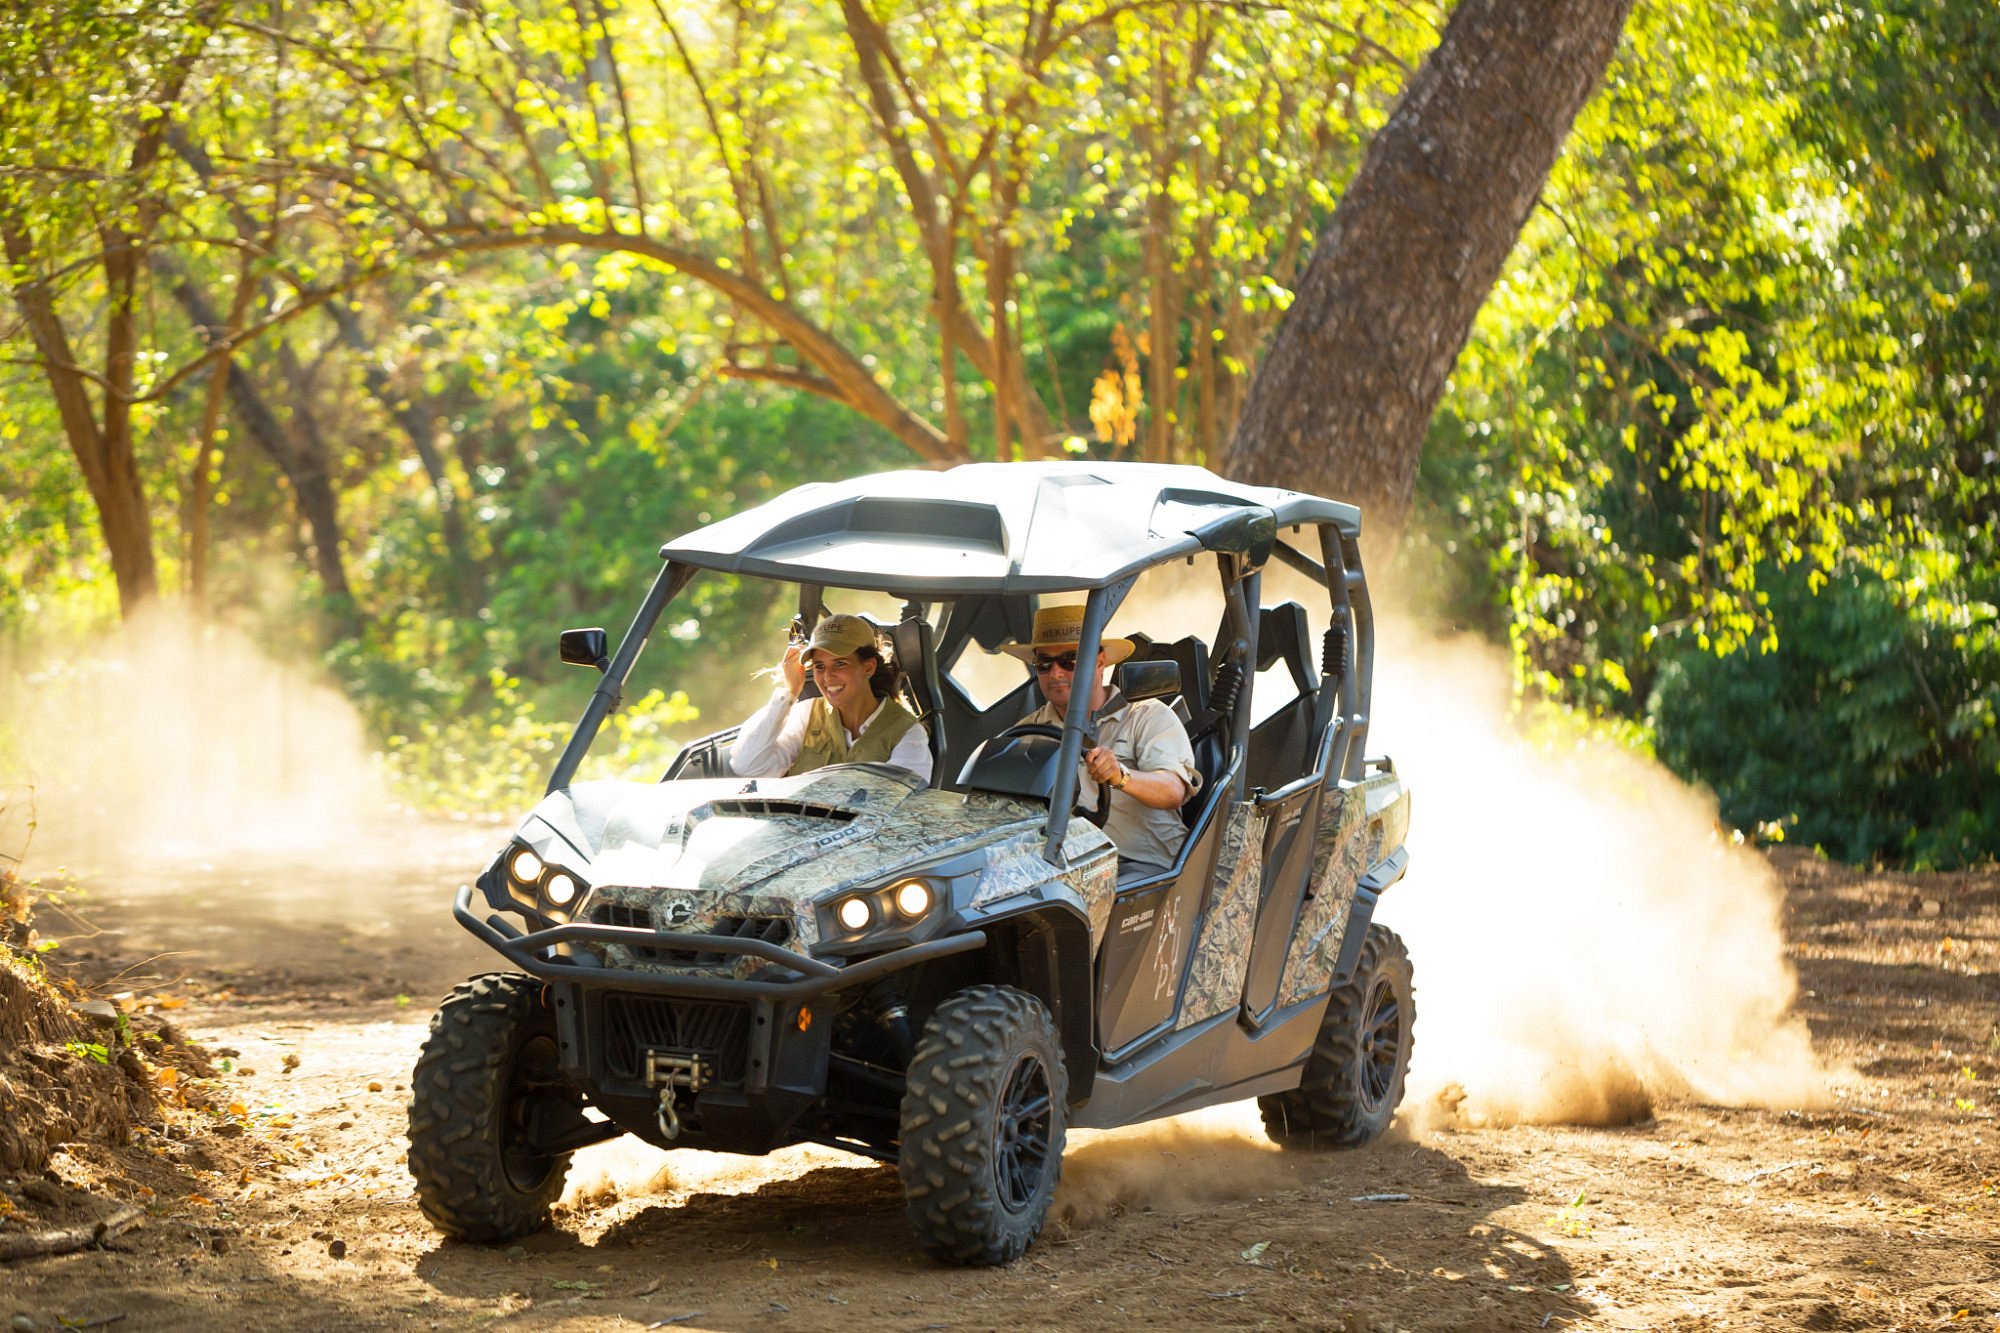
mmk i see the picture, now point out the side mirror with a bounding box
[1113,657,1181,703]
[559,627,610,674]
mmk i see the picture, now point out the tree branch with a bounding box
[136,224,960,464]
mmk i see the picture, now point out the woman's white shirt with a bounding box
[727,686,933,782]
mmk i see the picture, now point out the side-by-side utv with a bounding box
[408,461,1414,1265]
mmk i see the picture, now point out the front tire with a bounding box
[407,972,575,1241]
[1260,923,1415,1149]
[898,985,1067,1266]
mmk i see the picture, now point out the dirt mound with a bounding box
[0,944,149,1175]
[0,870,218,1183]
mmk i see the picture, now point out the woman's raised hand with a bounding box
[781,640,807,698]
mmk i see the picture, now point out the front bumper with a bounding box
[453,886,983,1152]
[453,884,985,1001]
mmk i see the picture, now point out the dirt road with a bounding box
[5,834,1995,1332]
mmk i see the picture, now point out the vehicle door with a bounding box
[1093,752,1237,1057]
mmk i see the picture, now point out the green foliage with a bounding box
[369,667,699,814]
[1412,0,1998,865]
[65,1041,111,1066]
[305,265,913,808]
[1652,562,1998,869]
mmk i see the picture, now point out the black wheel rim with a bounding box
[994,1052,1054,1213]
[501,1032,565,1192]
[1359,976,1403,1110]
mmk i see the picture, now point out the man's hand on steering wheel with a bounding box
[1082,744,1126,792]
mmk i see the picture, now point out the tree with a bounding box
[0,6,216,614]
[1228,0,1637,560]
[0,4,374,619]
[259,0,1410,466]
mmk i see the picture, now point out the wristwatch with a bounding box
[1110,763,1129,790]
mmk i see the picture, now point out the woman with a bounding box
[729,613,933,782]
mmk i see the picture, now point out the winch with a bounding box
[645,1049,713,1141]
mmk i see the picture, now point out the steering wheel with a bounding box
[992,724,1112,827]
[994,723,1064,744]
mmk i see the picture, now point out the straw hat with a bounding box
[999,604,1134,666]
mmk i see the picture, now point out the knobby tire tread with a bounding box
[1260,923,1414,1150]
[407,972,571,1242]
[898,985,1067,1266]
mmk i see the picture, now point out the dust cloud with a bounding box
[1052,1105,1292,1233]
[556,1107,1297,1234]
[0,607,396,871]
[559,1137,875,1213]
[1369,617,1836,1129]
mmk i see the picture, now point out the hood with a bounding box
[519,765,1041,900]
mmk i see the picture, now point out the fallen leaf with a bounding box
[1241,1240,1270,1264]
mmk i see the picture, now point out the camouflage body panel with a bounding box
[1273,781,1370,1009]
[1060,825,1121,941]
[967,825,1119,941]
[1269,771,1411,1007]
[1172,803,1265,1030]
[515,766,1114,978]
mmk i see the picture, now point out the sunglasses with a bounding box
[1032,651,1080,674]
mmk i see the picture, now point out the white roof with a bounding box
[659,461,1358,594]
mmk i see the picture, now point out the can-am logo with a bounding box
[662,898,697,927]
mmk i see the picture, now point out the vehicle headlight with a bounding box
[496,841,588,921]
[822,877,947,947]
[509,847,544,885]
[544,870,581,907]
[893,879,931,918]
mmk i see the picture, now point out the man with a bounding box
[1003,605,1199,875]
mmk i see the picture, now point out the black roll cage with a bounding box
[545,519,1373,868]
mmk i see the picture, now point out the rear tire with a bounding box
[408,972,575,1241]
[898,985,1067,1266]
[1260,923,1414,1149]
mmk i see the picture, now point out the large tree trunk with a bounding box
[1,217,160,615]
[1227,0,1635,560]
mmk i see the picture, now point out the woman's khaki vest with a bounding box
[787,696,921,775]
